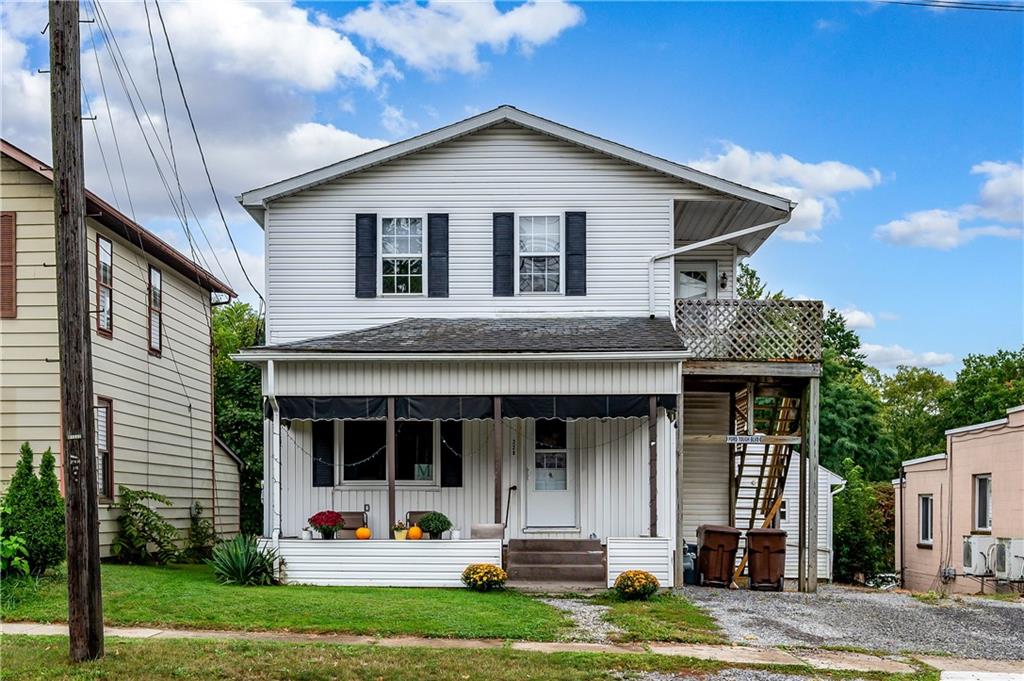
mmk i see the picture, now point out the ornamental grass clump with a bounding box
[613,569,660,600]
[208,535,279,586]
[461,563,507,592]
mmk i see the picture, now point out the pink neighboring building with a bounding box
[894,405,1024,594]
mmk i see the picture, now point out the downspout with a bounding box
[267,359,282,556]
[647,217,790,318]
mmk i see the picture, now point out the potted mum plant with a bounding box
[418,511,452,540]
[392,521,408,540]
[308,510,345,539]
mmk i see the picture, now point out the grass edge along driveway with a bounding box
[0,636,941,681]
[1,564,570,641]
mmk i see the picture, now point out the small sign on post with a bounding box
[726,434,766,445]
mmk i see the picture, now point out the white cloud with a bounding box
[341,0,585,74]
[380,104,418,137]
[814,19,841,31]
[690,143,881,242]
[838,306,876,329]
[862,344,955,370]
[875,160,1023,249]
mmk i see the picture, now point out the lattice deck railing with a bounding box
[674,299,823,362]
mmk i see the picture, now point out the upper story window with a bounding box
[380,216,425,295]
[97,236,113,336]
[95,397,113,501]
[974,474,992,531]
[918,494,933,545]
[518,215,562,294]
[148,266,162,355]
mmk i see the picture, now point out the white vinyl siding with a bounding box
[607,537,674,587]
[681,392,731,542]
[264,124,720,343]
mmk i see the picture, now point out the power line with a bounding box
[153,0,265,306]
[881,0,1024,11]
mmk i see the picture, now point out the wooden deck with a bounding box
[675,299,823,363]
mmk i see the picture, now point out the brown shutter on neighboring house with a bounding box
[0,212,15,318]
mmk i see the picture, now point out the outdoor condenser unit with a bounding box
[1009,539,1024,581]
[993,539,1011,580]
[962,535,996,576]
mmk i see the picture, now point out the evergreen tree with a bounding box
[34,448,66,571]
[3,443,65,575]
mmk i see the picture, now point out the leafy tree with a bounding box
[822,308,866,371]
[2,443,65,576]
[940,347,1024,428]
[876,366,951,463]
[833,458,892,582]
[212,302,264,535]
[736,263,784,300]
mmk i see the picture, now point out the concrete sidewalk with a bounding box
[3,621,1022,675]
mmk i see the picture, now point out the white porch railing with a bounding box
[606,537,674,588]
[268,538,502,587]
[675,299,823,362]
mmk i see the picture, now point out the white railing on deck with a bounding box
[675,299,823,362]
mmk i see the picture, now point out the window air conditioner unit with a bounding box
[1009,538,1024,581]
[962,535,996,576]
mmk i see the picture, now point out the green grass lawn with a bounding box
[1,564,570,640]
[592,593,725,644]
[0,636,937,681]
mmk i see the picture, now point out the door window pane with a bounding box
[678,270,709,299]
[534,452,567,491]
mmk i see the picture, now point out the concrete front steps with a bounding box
[506,539,606,582]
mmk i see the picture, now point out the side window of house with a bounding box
[918,494,933,545]
[148,266,162,355]
[518,215,561,293]
[1,211,16,319]
[95,397,113,500]
[974,474,992,531]
[97,236,113,336]
[380,216,424,295]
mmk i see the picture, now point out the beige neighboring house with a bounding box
[894,405,1024,594]
[0,139,242,555]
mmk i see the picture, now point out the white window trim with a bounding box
[336,420,440,488]
[974,474,992,531]
[918,494,933,544]
[515,212,565,296]
[377,214,428,297]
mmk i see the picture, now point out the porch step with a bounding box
[508,550,604,566]
[506,564,606,582]
[508,539,602,553]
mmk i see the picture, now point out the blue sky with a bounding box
[2,1,1021,374]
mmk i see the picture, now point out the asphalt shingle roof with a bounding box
[258,317,686,355]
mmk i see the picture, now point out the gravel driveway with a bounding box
[681,585,1024,660]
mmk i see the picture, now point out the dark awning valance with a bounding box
[267,394,677,421]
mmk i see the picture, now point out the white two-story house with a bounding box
[235,106,823,589]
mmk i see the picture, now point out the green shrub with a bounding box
[417,511,452,538]
[461,563,507,591]
[185,502,217,562]
[208,535,278,586]
[613,570,660,600]
[3,443,66,576]
[1,506,30,577]
[110,486,180,564]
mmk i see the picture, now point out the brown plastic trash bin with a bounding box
[746,528,787,591]
[697,524,741,587]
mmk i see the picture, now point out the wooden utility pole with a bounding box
[49,0,104,661]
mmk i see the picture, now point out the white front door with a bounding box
[675,262,718,300]
[525,420,577,528]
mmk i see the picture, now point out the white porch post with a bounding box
[805,377,820,592]
[268,360,282,551]
[673,379,685,588]
[649,395,658,537]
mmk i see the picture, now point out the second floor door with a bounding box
[675,262,718,300]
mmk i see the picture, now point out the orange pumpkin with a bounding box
[355,526,371,540]
[407,525,423,540]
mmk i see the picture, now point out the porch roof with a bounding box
[246,316,686,356]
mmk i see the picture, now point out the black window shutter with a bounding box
[440,421,463,488]
[312,421,334,487]
[492,212,514,296]
[355,213,377,298]
[427,213,449,298]
[565,211,587,296]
